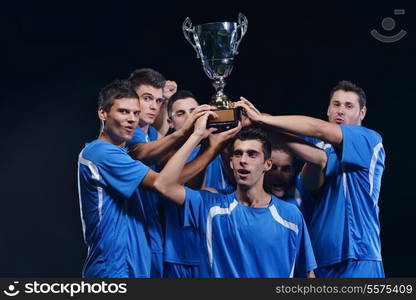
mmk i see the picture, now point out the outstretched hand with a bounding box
[234,97,263,126]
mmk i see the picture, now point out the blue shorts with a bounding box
[150,252,163,278]
[315,259,384,278]
[163,262,200,278]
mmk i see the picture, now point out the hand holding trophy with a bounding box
[183,13,248,131]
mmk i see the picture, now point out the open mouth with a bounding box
[237,169,250,175]
[335,118,344,124]
[237,169,250,179]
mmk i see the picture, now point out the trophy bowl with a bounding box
[183,13,248,131]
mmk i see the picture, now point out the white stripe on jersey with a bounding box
[289,256,296,278]
[316,141,332,150]
[269,204,299,277]
[78,153,104,225]
[77,150,87,241]
[369,143,383,198]
[342,172,347,198]
[269,205,299,234]
[206,199,239,267]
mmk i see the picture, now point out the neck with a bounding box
[236,184,271,208]
[98,132,125,148]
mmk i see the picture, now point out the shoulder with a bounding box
[81,140,130,165]
[271,195,303,222]
[186,187,235,207]
[340,125,382,143]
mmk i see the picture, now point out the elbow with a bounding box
[306,148,328,169]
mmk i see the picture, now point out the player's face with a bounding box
[99,98,140,146]
[327,90,366,125]
[230,139,272,189]
[169,97,199,131]
[264,149,295,198]
[136,84,164,126]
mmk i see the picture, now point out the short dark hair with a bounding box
[271,143,294,163]
[329,80,367,108]
[128,68,166,90]
[167,90,197,117]
[98,79,138,112]
[232,126,272,160]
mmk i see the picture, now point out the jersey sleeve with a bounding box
[340,125,383,169]
[97,145,150,199]
[294,216,317,277]
[182,187,205,230]
[181,187,223,232]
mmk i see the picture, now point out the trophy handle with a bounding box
[235,13,248,55]
[182,17,200,59]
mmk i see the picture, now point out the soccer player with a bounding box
[154,126,317,278]
[125,69,196,277]
[163,90,236,278]
[235,80,385,277]
[77,80,154,277]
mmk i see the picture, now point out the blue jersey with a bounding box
[126,125,158,145]
[77,140,151,277]
[183,188,316,278]
[126,126,163,255]
[163,147,235,267]
[307,125,385,267]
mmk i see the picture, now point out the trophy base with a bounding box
[207,108,241,132]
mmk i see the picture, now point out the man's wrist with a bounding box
[257,113,268,125]
[189,132,205,146]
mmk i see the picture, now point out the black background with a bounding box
[1,0,414,277]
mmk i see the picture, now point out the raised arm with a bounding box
[152,99,170,138]
[153,80,178,137]
[234,97,343,148]
[153,112,216,205]
[301,162,326,194]
[128,104,213,165]
[181,122,241,189]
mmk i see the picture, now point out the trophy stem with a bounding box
[210,78,230,109]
